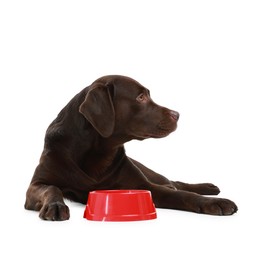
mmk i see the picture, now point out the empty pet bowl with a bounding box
[84,190,157,221]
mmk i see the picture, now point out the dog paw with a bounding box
[39,202,70,221]
[196,183,220,195]
[198,198,238,215]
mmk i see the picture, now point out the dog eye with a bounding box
[136,93,147,103]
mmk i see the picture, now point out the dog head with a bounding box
[79,75,179,140]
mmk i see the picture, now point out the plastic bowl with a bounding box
[83,190,157,221]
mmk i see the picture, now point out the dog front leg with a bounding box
[25,184,70,221]
[149,185,237,215]
[118,158,237,215]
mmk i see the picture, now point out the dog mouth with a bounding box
[149,127,177,138]
[133,113,179,140]
[140,123,178,139]
[155,120,178,137]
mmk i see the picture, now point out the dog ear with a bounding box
[79,83,115,137]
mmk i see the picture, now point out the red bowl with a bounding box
[84,190,157,221]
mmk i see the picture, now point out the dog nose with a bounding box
[170,110,180,121]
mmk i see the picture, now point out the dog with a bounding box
[25,75,238,220]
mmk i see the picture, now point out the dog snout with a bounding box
[169,110,180,121]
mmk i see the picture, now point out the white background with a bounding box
[1,0,259,259]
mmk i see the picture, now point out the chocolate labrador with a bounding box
[25,75,238,220]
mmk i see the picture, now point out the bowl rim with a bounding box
[89,189,152,195]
